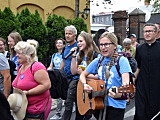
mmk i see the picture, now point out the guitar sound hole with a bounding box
[100,85,104,89]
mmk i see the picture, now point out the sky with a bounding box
[90,0,145,14]
[90,0,153,22]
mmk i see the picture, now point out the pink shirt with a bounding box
[12,62,51,118]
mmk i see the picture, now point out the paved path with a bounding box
[48,98,135,120]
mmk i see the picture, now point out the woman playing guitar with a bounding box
[80,32,132,120]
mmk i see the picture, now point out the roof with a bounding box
[129,8,145,15]
[147,13,160,23]
[91,24,110,32]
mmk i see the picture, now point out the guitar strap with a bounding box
[96,52,118,120]
[89,89,109,98]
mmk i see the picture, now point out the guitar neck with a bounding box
[89,84,134,98]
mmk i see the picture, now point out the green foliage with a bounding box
[69,18,88,36]
[45,14,69,57]
[45,14,69,39]
[0,7,20,39]
[45,16,88,57]
[0,7,88,65]
[152,0,160,13]
[16,8,48,60]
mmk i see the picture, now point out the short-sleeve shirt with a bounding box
[11,54,19,69]
[12,62,50,114]
[62,42,78,80]
[51,53,62,69]
[0,53,10,91]
[86,56,132,109]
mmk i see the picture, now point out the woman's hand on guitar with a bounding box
[108,88,122,98]
[83,83,93,93]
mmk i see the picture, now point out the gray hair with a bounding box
[65,25,77,35]
[123,38,131,44]
[14,41,36,63]
[144,23,157,32]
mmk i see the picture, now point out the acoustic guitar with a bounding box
[77,79,134,115]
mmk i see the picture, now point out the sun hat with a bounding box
[7,88,28,120]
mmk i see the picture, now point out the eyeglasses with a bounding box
[99,43,114,47]
[56,42,63,44]
[144,30,156,34]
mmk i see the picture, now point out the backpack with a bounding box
[6,52,16,82]
[115,52,137,76]
[114,52,137,99]
[48,69,68,100]
[97,52,137,77]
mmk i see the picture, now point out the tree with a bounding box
[17,8,48,60]
[69,18,88,36]
[45,14,69,57]
[0,7,20,39]
[152,0,160,13]
[141,0,160,13]
[45,16,88,58]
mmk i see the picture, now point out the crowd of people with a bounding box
[0,22,160,120]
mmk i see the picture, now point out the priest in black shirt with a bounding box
[155,23,160,42]
[134,23,160,120]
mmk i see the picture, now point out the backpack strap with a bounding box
[115,55,135,84]
[115,55,122,77]
[30,61,36,73]
[97,56,104,70]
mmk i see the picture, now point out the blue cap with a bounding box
[128,34,136,38]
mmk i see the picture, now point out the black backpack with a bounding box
[115,52,137,76]
[6,52,16,82]
[97,52,137,77]
[48,69,68,100]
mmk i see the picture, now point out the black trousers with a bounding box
[61,80,84,120]
[94,106,125,120]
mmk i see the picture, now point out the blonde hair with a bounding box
[100,32,118,46]
[14,41,36,63]
[27,39,39,49]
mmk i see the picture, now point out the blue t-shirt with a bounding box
[51,53,62,69]
[62,42,78,80]
[78,52,101,67]
[86,56,132,109]
[11,54,19,75]
[0,53,10,91]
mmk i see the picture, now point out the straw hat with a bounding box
[8,88,28,120]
